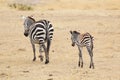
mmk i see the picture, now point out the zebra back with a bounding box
[36,20,54,40]
[80,32,93,47]
[70,31,93,47]
[29,19,54,44]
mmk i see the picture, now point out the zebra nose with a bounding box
[72,43,75,47]
[24,33,28,37]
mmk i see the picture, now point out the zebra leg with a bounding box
[39,45,43,62]
[42,44,49,64]
[46,39,51,63]
[39,44,44,52]
[78,46,83,68]
[86,46,94,69]
[32,43,36,61]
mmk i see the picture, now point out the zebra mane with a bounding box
[73,31,80,34]
[28,16,35,22]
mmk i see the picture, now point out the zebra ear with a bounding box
[74,31,80,34]
[70,31,72,34]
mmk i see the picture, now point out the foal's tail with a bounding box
[90,35,94,50]
[85,33,94,50]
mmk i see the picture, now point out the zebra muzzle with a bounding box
[24,33,28,37]
[72,43,75,47]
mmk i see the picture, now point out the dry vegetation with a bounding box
[0,0,120,80]
[8,3,33,11]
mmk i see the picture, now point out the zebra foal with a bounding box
[70,30,94,69]
[22,16,54,64]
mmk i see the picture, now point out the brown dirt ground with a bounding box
[0,0,120,80]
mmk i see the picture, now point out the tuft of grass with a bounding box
[8,3,33,11]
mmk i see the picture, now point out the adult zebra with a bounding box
[22,16,54,64]
[70,31,94,69]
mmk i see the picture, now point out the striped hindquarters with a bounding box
[30,20,54,44]
[46,20,54,40]
[80,33,93,47]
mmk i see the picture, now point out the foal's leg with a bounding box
[86,46,94,69]
[31,43,36,61]
[78,46,83,68]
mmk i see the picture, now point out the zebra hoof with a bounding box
[81,65,83,68]
[89,64,93,69]
[81,62,83,68]
[39,55,43,62]
[45,60,49,64]
[33,57,36,61]
[78,62,80,67]
[40,58,43,62]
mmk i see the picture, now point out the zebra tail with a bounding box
[47,38,50,53]
[46,24,51,53]
[91,36,94,40]
[90,35,94,50]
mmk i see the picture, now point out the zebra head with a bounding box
[22,16,35,37]
[70,30,80,47]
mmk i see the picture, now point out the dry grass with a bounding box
[8,3,33,11]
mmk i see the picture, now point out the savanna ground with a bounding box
[0,0,120,80]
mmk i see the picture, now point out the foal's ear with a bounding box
[70,31,72,34]
[73,31,80,34]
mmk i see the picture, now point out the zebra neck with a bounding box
[29,23,35,30]
[76,41,80,45]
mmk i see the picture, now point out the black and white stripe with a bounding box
[30,20,53,44]
[70,30,94,69]
[23,16,54,64]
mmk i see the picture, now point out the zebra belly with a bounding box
[30,35,46,44]
[31,39,40,44]
[31,39,45,44]
[79,43,88,47]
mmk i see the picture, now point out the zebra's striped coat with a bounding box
[29,20,53,44]
[23,16,54,64]
[70,31,94,69]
